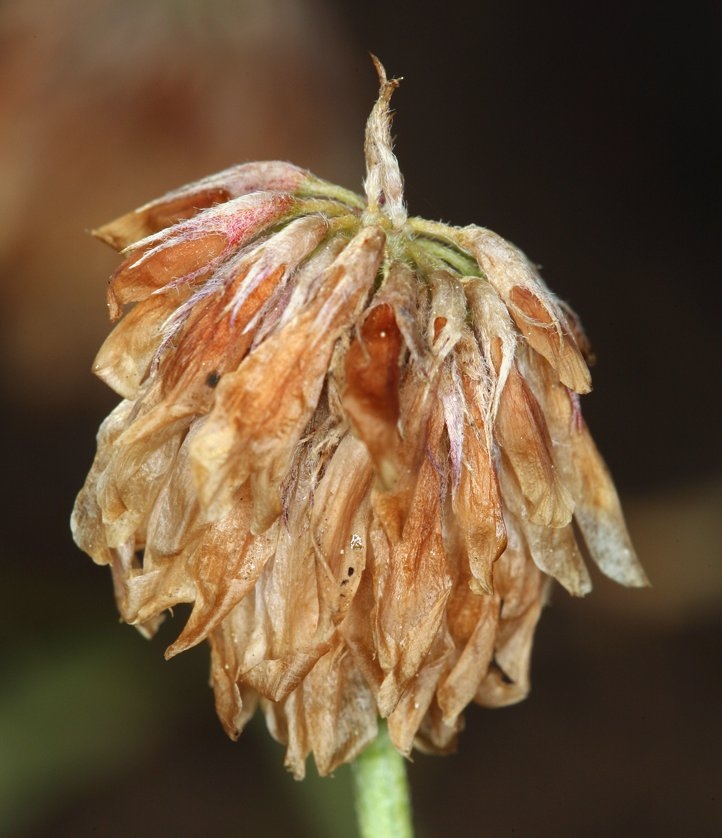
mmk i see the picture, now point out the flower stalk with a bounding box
[352,722,413,838]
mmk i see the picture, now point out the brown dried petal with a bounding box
[374,402,453,715]
[208,596,261,738]
[302,641,379,776]
[310,434,374,624]
[522,353,647,587]
[387,633,454,756]
[106,191,295,317]
[438,590,499,724]
[458,226,591,394]
[93,284,196,400]
[342,303,403,489]
[95,161,308,250]
[190,226,385,527]
[71,400,134,565]
[474,537,549,707]
[97,415,184,550]
[495,358,574,528]
[452,336,507,593]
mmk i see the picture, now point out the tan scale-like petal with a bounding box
[463,277,517,429]
[262,689,309,780]
[96,415,183,550]
[427,269,467,369]
[570,428,648,586]
[165,488,278,658]
[504,495,592,597]
[473,596,545,708]
[414,698,463,756]
[374,260,427,367]
[474,538,549,708]
[236,449,335,703]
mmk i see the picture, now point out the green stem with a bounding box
[351,722,414,838]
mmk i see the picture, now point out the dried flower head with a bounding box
[72,60,647,778]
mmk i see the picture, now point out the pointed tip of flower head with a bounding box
[363,56,407,230]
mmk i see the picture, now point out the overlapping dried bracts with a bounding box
[72,62,647,778]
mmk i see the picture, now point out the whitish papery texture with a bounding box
[72,60,647,778]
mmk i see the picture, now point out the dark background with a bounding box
[1,1,720,835]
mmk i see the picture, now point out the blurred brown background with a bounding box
[1,1,720,835]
